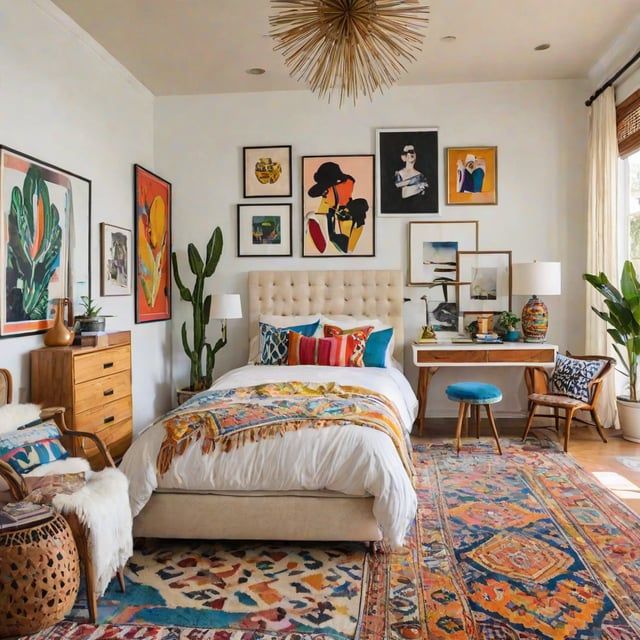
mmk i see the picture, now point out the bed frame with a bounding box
[133,270,404,542]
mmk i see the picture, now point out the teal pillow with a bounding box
[363,327,394,368]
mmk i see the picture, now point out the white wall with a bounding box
[156,79,589,417]
[0,0,172,430]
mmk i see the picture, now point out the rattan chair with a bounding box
[521,353,613,453]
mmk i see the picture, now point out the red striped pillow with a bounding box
[287,331,366,367]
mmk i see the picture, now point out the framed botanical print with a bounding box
[100,223,132,296]
[237,203,292,257]
[134,164,171,323]
[408,221,478,285]
[302,154,375,257]
[243,145,292,198]
[446,146,497,205]
[0,146,90,338]
[457,250,512,312]
[376,128,439,216]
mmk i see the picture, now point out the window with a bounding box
[626,150,640,271]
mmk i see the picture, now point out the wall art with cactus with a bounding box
[0,146,91,338]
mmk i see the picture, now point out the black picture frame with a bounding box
[237,203,293,257]
[243,145,292,198]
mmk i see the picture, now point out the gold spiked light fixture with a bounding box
[269,0,430,105]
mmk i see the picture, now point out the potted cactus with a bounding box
[172,227,225,404]
[74,295,108,334]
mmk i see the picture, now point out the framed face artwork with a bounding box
[458,250,512,312]
[0,146,90,338]
[243,146,292,198]
[408,221,478,285]
[134,165,171,324]
[446,146,497,205]
[237,203,292,257]
[376,128,439,216]
[100,223,132,296]
[302,155,375,257]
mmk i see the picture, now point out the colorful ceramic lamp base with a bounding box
[521,295,548,342]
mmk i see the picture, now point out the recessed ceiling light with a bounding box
[246,67,266,75]
[441,35,457,42]
[534,43,550,51]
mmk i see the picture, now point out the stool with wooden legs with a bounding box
[445,382,503,455]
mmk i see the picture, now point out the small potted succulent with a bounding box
[498,311,521,342]
[74,295,108,334]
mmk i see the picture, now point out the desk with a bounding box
[412,342,558,434]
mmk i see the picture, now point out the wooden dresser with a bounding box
[30,333,133,468]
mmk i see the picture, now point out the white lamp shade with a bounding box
[210,294,242,319]
[512,262,562,296]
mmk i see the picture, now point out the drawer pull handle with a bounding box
[103,362,114,369]
[104,416,115,424]
[103,389,114,397]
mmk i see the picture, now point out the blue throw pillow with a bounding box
[259,320,320,365]
[550,354,606,403]
[363,327,394,368]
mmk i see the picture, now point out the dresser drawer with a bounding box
[416,349,487,364]
[73,395,132,431]
[80,419,132,464]
[74,370,131,414]
[74,345,131,384]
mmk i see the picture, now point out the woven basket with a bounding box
[0,512,80,638]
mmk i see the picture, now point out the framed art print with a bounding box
[237,203,292,257]
[0,146,90,338]
[302,154,375,257]
[376,128,438,216]
[457,250,512,312]
[100,223,132,296]
[408,221,478,285]
[243,145,292,198]
[446,146,497,205]
[425,284,459,336]
[134,164,171,323]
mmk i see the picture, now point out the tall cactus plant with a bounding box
[171,227,224,391]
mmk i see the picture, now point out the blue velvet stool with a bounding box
[445,382,503,455]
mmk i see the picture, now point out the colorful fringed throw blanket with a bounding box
[157,382,414,483]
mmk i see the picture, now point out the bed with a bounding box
[122,270,417,548]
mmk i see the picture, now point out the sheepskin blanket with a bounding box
[0,403,41,434]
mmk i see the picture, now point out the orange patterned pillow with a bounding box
[323,324,373,367]
[288,331,367,367]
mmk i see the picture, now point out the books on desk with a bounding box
[474,332,502,344]
[0,502,53,531]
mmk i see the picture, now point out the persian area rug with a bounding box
[27,439,640,639]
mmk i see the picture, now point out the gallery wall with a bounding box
[0,0,172,430]
[155,78,589,417]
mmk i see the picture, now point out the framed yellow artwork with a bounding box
[446,146,497,205]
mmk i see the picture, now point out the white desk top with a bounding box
[412,342,558,351]
[412,342,558,367]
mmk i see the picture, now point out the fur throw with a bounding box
[0,403,41,434]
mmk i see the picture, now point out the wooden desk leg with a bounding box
[417,367,438,435]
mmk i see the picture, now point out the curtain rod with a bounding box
[586,48,640,107]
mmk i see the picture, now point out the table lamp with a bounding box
[512,262,561,342]
[210,294,243,344]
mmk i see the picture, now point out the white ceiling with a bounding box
[52,0,640,96]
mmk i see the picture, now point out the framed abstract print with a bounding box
[302,154,375,257]
[408,220,478,286]
[376,128,439,216]
[134,164,171,323]
[446,146,497,205]
[0,146,90,338]
[237,203,292,257]
[424,284,459,337]
[243,146,292,198]
[457,250,512,312]
[100,223,132,296]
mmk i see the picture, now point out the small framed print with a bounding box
[425,284,459,337]
[237,203,292,257]
[100,223,132,296]
[243,146,292,198]
[458,250,512,312]
[446,146,497,205]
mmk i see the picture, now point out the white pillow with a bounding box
[248,314,322,363]
[0,403,41,435]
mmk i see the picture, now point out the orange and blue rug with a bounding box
[28,439,640,639]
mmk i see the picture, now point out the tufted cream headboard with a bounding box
[248,270,404,365]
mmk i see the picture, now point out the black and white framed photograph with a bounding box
[457,250,512,312]
[243,146,292,198]
[376,127,439,216]
[237,203,292,257]
[424,284,459,336]
[100,223,132,296]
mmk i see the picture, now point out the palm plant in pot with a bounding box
[584,260,640,443]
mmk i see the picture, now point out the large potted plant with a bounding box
[172,227,225,405]
[584,260,640,443]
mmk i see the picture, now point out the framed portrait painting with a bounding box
[100,223,132,296]
[237,203,292,257]
[446,146,497,205]
[376,128,439,216]
[243,146,292,198]
[457,250,512,312]
[302,154,375,257]
[0,146,91,338]
[134,164,171,323]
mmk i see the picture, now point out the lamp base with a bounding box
[521,296,548,343]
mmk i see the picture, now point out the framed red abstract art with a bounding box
[134,164,171,323]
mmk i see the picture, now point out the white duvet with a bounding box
[120,364,418,548]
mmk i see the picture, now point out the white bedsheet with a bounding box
[120,365,418,548]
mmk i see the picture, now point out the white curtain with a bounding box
[585,86,619,428]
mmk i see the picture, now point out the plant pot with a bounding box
[176,387,199,406]
[616,397,640,443]
[503,329,521,342]
[75,316,106,334]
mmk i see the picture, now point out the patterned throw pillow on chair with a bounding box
[550,354,606,403]
[0,421,68,475]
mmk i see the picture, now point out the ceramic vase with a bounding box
[44,298,75,347]
[521,295,548,342]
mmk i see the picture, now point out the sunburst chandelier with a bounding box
[269,0,430,105]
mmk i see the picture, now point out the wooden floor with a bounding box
[413,417,640,516]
